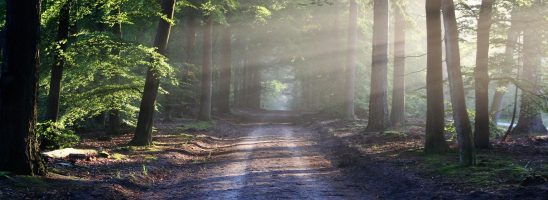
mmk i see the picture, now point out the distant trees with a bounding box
[343,0,358,120]
[198,15,213,121]
[424,0,448,154]
[366,0,390,131]
[0,0,46,175]
[218,25,232,113]
[131,0,176,146]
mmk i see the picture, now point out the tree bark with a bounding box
[108,8,123,136]
[425,0,447,154]
[343,0,358,120]
[473,0,494,149]
[390,3,406,128]
[442,0,475,166]
[0,0,46,175]
[130,0,175,146]
[218,25,232,113]
[198,16,213,121]
[511,14,548,135]
[45,1,71,122]
[367,0,391,131]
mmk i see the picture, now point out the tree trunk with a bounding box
[367,0,391,131]
[198,16,213,121]
[343,0,358,120]
[442,0,475,166]
[218,25,232,113]
[130,0,175,146]
[490,11,519,123]
[390,3,406,128]
[511,14,548,135]
[45,1,71,122]
[425,0,447,154]
[108,8,123,136]
[473,0,494,149]
[0,0,46,175]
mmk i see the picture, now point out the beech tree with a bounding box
[130,0,176,146]
[424,0,448,154]
[442,0,475,166]
[198,15,213,121]
[45,1,71,122]
[473,0,494,149]
[390,1,406,128]
[343,0,358,120]
[366,0,390,131]
[0,0,46,175]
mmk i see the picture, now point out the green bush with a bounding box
[36,121,80,150]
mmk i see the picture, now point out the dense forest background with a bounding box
[0,0,547,197]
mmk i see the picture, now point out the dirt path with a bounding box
[142,124,373,199]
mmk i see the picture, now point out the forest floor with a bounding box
[0,112,547,199]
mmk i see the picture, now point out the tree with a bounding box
[0,0,46,175]
[45,1,71,122]
[511,3,548,135]
[130,0,176,146]
[198,15,213,121]
[490,10,519,123]
[390,1,406,128]
[343,0,358,120]
[473,0,494,149]
[218,25,232,113]
[107,7,123,136]
[367,0,390,131]
[442,0,475,166]
[424,0,447,154]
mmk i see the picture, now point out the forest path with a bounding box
[141,123,373,199]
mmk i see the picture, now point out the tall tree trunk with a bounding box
[473,0,494,149]
[343,0,358,120]
[442,0,475,166]
[425,0,447,154]
[218,25,232,113]
[390,3,406,128]
[490,11,519,123]
[130,0,175,146]
[367,0,391,131]
[511,11,548,135]
[45,1,71,122]
[108,13,123,136]
[0,0,46,175]
[198,16,213,121]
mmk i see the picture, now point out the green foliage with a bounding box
[383,130,407,138]
[36,121,80,150]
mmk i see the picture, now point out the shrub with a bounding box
[36,121,80,150]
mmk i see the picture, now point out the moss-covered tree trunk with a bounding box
[343,0,358,120]
[367,0,391,131]
[130,0,176,146]
[442,0,475,166]
[198,16,213,121]
[45,1,71,122]
[425,0,448,154]
[0,0,46,175]
[473,0,494,149]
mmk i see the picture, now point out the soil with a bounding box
[0,111,547,199]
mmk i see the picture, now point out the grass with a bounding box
[382,130,408,138]
[110,153,128,161]
[177,121,215,132]
[420,152,538,187]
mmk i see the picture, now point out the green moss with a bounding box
[383,130,407,138]
[144,155,158,161]
[111,153,128,161]
[177,121,216,132]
